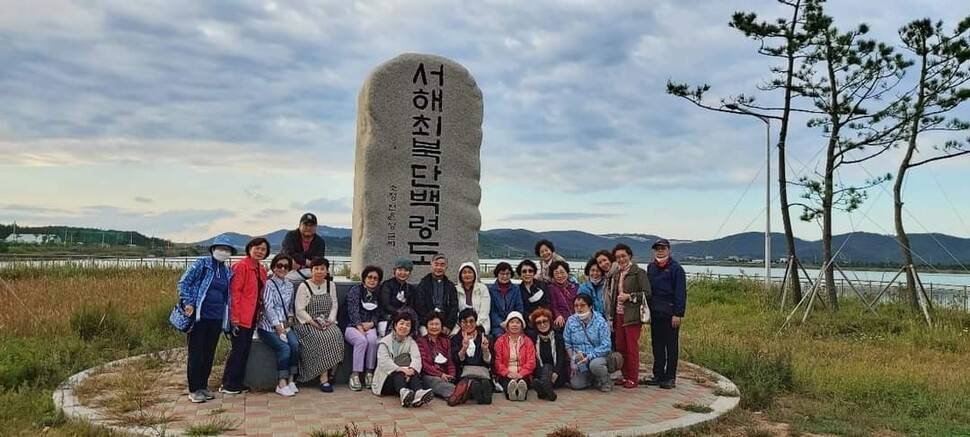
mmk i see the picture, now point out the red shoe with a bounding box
[622,379,638,389]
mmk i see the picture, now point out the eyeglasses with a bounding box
[365,275,380,280]
[497,271,512,276]
[274,263,291,270]
[460,319,476,325]
[535,319,550,325]
[520,269,535,274]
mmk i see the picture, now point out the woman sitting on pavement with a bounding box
[451,308,493,405]
[257,253,301,397]
[345,265,383,392]
[527,307,568,401]
[292,257,344,393]
[373,311,435,407]
[563,294,612,392]
[578,258,607,319]
[417,311,471,406]
[456,262,491,334]
[493,311,536,402]
[548,260,579,331]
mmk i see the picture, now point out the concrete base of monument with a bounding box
[54,341,740,436]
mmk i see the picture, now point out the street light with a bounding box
[726,104,772,291]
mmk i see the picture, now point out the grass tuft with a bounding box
[184,416,240,436]
[673,403,714,414]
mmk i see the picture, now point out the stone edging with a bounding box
[588,361,741,437]
[54,349,740,437]
[53,349,187,437]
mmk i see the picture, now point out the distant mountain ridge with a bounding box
[194,227,970,266]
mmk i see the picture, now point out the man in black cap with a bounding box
[281,212,327,280]
[645,238,687,389]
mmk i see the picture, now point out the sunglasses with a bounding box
[365,275,380,280]
[520,269,535,274]
[274,263,291,270]
[535,319,550,325]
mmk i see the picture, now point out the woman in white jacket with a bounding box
[372,312,434,407]
[455,262,491,334]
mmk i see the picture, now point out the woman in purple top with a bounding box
[547,260,578,330]
[345,265,383,392]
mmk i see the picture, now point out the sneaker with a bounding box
[599,382,613,393]
[319,382,333,393]
[515,380,528,401]
[622,379,638,389]
[448,379,472,406]
[288,382,299,393]
[218,386,242,395]
[275,385,295,397]
[349,374,362,392]
[400,388,415,407]
[659,379,676,390]
[506,380,519,401]
[411,388,434,407]
[641,377,662,386]
[188,390,207,403]
[469,380,484,404]
[364,372,374,389]
[614,379,628,386]
[547,388,558,401]
[200,389,216,400]
[240,385,251,393]
[492,380,504,393]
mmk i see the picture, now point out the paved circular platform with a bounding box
[54,350,739,436]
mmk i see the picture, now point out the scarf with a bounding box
[535,331,557,367]
[654,257,670,268]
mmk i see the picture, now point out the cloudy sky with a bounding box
[1,0,968,243]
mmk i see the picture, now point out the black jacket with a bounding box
[415,273,459,330]
[378,278,416,322]
[529,329,569,388]
[280,230,326,268]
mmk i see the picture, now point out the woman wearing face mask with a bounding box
[220,237,270,395]
[578,258,606,319]
[451,308,493,405]
[534,239,566,283]
[345,265,383,392]
[563,294,612,391]
[604,243,651,389]
[456,262,491,334]
[177,235,235,403]
[293,257,344,393]
[493,311,536,402]
[257,253,301,397]
[517,260,549,336]
[547,261,578,330]
[527,308,567,401]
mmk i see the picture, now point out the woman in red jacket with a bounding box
[220,237,269,394]
[493,311,536,402]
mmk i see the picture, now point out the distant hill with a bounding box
[0,223,169,247]
[188,228,970,267]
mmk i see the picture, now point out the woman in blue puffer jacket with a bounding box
[177,235,236,403]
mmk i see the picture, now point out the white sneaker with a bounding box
[275,385,295,397]
[287,382,299,393]
[400,388,415,407]
[188,390,207,403]
[515,380,528,401]
[493,380,504,393]
[411,388,434,407]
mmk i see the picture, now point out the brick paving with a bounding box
[61,350,734,437]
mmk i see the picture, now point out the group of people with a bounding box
[176,213,688,409]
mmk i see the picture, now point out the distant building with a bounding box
[4,234,62,245]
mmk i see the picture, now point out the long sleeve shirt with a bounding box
[258,275,294,332]
[548,280,578,322]
[562,313,611,360]
[416,335,456,378]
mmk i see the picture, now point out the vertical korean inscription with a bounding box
[407,63,444,266]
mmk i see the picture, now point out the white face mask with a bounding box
[361,302,378,311]
[212,249,232,262]
[576,311,591,320]
[527,289,544,303]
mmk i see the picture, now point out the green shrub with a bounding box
[69,302,131,342]
[685,339,794,410]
